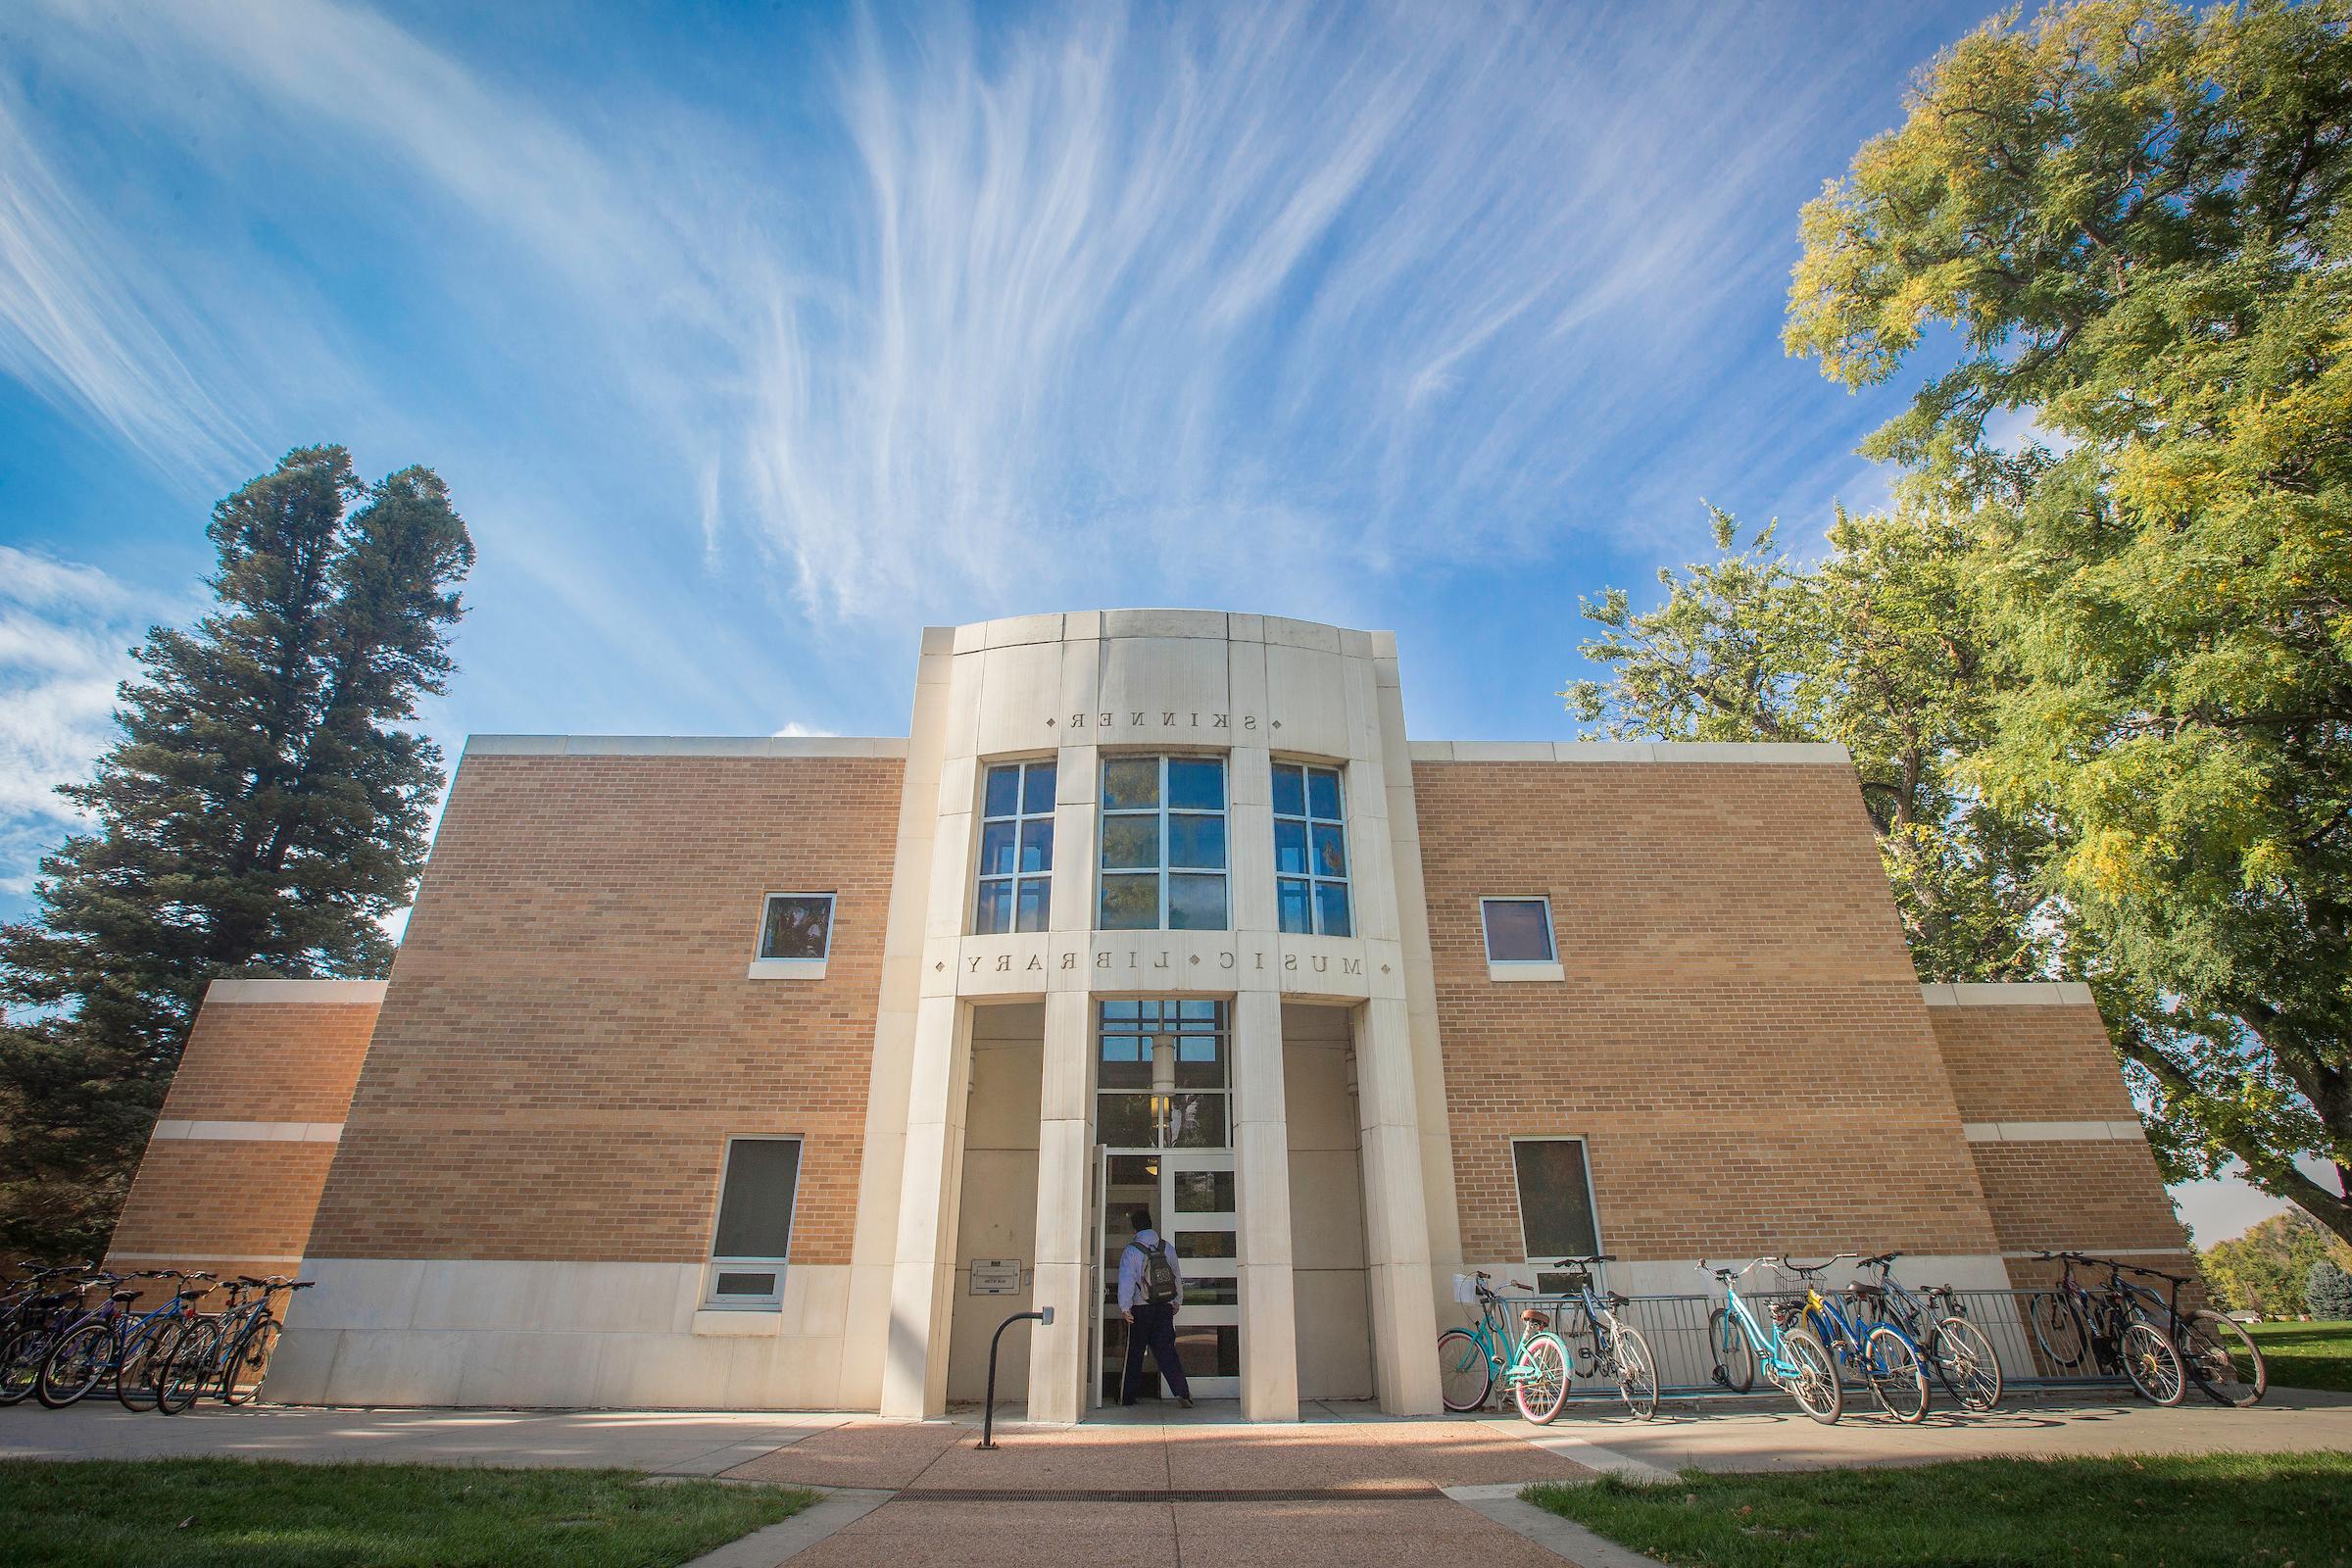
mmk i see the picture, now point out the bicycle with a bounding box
[0,1264,98,1406]
[1543,1254,1659,1420]
[36,1270,215,1410]
[1436,1270,1576,1423]
[2026,1250,2186,1404]
[1848,1250,2003,1413]
[161,1275,313,1412]
[1778,1254,1930,1423]
[2112,1258,2267,1408]
[1702,1257,1842,1424]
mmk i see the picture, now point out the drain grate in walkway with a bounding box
[895,1483,1443,1502]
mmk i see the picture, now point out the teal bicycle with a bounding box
[1702,1256,1842,1424]
[1437,1270,1573,1423]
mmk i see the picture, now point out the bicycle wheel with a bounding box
[2120,1320,2186,1406]
[219,1317,279,1406]
[2179,1309,2266,1408]
[117,1319,183,1412]
[1781,1327,1843,1425]
[0,1330,47,1405]
[1710,1306,1754,1393]
[1862,1326,1930,1424]
[1611,1324,1659,1421]
[1929,1315,2003,1413]
[35,1321,112,1408]
[2029,1293,2087,1371]
[158,1320,222,1415]
[1437,1329,1493,1412]
[1514,1333,1572,1425]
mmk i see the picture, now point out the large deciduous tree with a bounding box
[0,447,473,1257]
[1773,0,2352,1241]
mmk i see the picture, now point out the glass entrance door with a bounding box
[1097,1147,1241,1403]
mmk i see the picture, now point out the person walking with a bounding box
[1118,1207,1193,1407]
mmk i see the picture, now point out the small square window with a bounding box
[760,894,835,960]
[1481,898,1554,963]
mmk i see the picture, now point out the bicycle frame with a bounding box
[1716,1264,1812,1385]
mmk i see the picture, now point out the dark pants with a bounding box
[1121,1302,1191,1402]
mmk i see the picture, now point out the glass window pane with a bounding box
[984,764,1020,818]
[979,820,1017,877]
[1022,760,1056,814]
[711,1139,800,1258]
[1307,767,1343,820]
[1100,873,1160,930]
[973,880,1011,935]
[1101,816,1159,869]
[1175,1170,1236,1211]
[1102,757,1159,809]
[1177,1000,1220,1023]
[1166,757,1224,810]
[1015,878,1050,933]
[1168,813,1226,870]
[1174,1034,1228,1088]
[760,896,832,959]
[1096,1047,1150,1089]
[1175,1230,1237,1258]
[1513,1139,1599,1259]
[1096,1093,1157,1148]
[1184,1277,1240,1305]
[712,1270,777,1298]
[1277,878,1312,934]
[1166,1093,1227,1147]
[1274,820,1308,876]
[1311,822,1347,879]
[1101,999,1142,1020]
[1271,762,1305,817]
[1167,873,1227,931]
[1019,818,1054,873]
[1315,881,1352,938]
[1484,899,1554,961]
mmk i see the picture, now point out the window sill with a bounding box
[1489,961,1564,983]
[693,1307,783,1336]
[747,957,827,981]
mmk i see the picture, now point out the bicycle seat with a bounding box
[1520,1307,1551,1329]
[109,1289,139,1302]
[1605,1292,1631,1308]
[1711,1267,1735,1280]
[1845,1282,1886,1299]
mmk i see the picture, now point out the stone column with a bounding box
[1025,988,1095,1422]
[1354,996,1443,1413]
[1231,986,1299,1420]
[879,994,972,1418]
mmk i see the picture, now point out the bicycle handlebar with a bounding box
[1551,1254,1616,1267]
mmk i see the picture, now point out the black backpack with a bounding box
[1135,1240,1179,1304]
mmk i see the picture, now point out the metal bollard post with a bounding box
[975,1305,1053,1450]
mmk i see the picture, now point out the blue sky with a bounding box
[0,0,2300,1242]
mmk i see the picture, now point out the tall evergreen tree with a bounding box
[0,447,473,1257]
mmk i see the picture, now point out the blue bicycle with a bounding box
[1778,1253,1930,1422]
[37,1269,215,1410]
[1702,1256,1842,1424]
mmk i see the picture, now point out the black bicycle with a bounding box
[2027,1250,2186,1404]
[1849,1251,2004,1413]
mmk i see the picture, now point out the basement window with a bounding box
[704,1136,802,1309]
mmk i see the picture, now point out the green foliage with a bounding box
[2199,1210,2352,1314]
[1565,504,2057,983]
[1777,0,2352,1242]
[1525,1451,2352,1568]
[0,1458,810,1568]
[2311,1256,2352,1319]
[0,448,472,1258]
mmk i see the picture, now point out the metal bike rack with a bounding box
[974,1306,1053,1449]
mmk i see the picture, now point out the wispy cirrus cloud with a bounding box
[3,0,1911,637]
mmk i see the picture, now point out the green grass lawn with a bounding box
[1525,1451,2352,1568]
[2247,1319,2352,1393]
[0,1457,816,1568]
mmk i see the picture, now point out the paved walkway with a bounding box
[9,1390,2352,1566]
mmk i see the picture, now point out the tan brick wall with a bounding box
[305,753,901,1265]
[1927,1002,2190,1268]
[104,995,375,1292]
[1414,760,2000,1261]
[158,1001,378,1124]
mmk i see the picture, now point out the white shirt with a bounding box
[1117,1228,1184,1311]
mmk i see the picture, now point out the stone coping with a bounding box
[1921,981,2096,1007]
[927,611,1397,657]
[1410,740,1851,765]
[466,735,909,760]
[204,978,388,1005]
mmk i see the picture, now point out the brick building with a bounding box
[106,611,2187,1417]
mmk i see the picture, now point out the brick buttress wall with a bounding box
[303,753,901,1266]
[105,982,380,1293]
[1925,991,2192,1287]
[1413,758,2001,1264]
